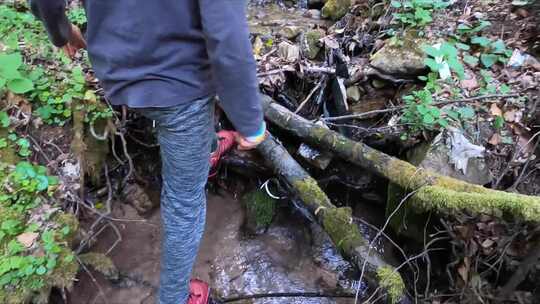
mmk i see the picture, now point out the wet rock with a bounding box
[370,37,427,76]
[79,252,120,281]
[346,85,362,103]
[302,29,324,59]
[278,25,302,40]
[321,0,352,20]
[122,182,157,214]
[297,143,333,169]
[278,41,301,61]
[407,129,491,185]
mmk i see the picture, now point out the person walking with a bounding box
[29,1,266,303]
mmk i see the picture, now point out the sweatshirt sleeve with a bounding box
[198,0,264,138]
[28,0,71,47]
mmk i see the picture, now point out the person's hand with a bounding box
[62,24,86,58]
[235,131,268,150]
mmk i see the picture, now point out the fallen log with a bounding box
[260,95,540,222]
[257,134,406,304]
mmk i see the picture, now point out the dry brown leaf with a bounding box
[490,104,503,116]
[17,232,39,248]
[504,109,517,122]
[460,76,479,90]
[488,133,502,145]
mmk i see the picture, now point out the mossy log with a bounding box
[257,134,405,303]
[260,95,540,222]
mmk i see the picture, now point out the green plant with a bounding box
[470,37,512,68]
[0,52,34,94]
[423,42,465,80]
[391,0,450,27]
[401,89,448,138]
[68,8,87,26]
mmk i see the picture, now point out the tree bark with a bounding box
[261,95,540,222]
[257,134,406,303]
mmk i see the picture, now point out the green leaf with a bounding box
[422,114,435,124]
[447,57,465,79]
[0,139,7,148]
[457,107,475,119]
[7,78,34,94]
[391,0,402,7]
[463,54,479,66]
[0,111,9,128]
[422,45,442,58]
[494,116,504,129]
[0,53,23,78]
[499,84,511,94]
[480,53,498,68]
[491,39,507,54]
[471,36,491,47]
[424,58,440,72]
[36,105,53,120]
[36,265,47,275]
[455,42,470,51]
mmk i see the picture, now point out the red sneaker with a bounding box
[187,279,210,304]
[209,130,237,178]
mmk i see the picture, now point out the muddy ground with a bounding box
[66,193,361,304]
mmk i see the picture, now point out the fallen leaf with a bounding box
[481,238,495,248]
[488,133,502,145]
[17,232,39,248]
[490,104,503,116]
[504,109,517,122]
[460,75,479,90]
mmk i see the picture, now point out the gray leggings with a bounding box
[138,95,214,304]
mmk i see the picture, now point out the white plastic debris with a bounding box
[508,49,540,69]
[446,127,485,174]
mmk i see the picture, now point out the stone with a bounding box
[321,0,352,20]
[278,25,302,40]
[304,9,322,20]
[346,85,362,102]
[370,37,427,76]
[302,29,324,59]
[349,97,386,119]
[278,41,300,61]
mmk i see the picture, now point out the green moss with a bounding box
[244,189,276,229]
[321,0,352,20]
[413,186,540,222]
[79,252,119,280]
[304,30,323,59]
[322,207,367,254]
[292,178,334,209]
[377,266,405,304]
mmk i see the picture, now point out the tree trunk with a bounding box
[257,134,406,304]
[261,94,540,222]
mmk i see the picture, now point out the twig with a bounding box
[508,134,540,191]
[494,130,540,189]
[355,190,419,303]
[321,93,521,122]
[295,76,326,114]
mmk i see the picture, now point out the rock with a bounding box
[346,85,362,102]
[302,29,324,59]
[297,143,333,170]
[370,37,427,76]
[122,182,157,214]
[304,9,322,19]
[349,97,386,119]
[321,0,352,20]
[278,25,302,40]
[79,252,120,281]
[407,129,492,185]
[278,41,300,62]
